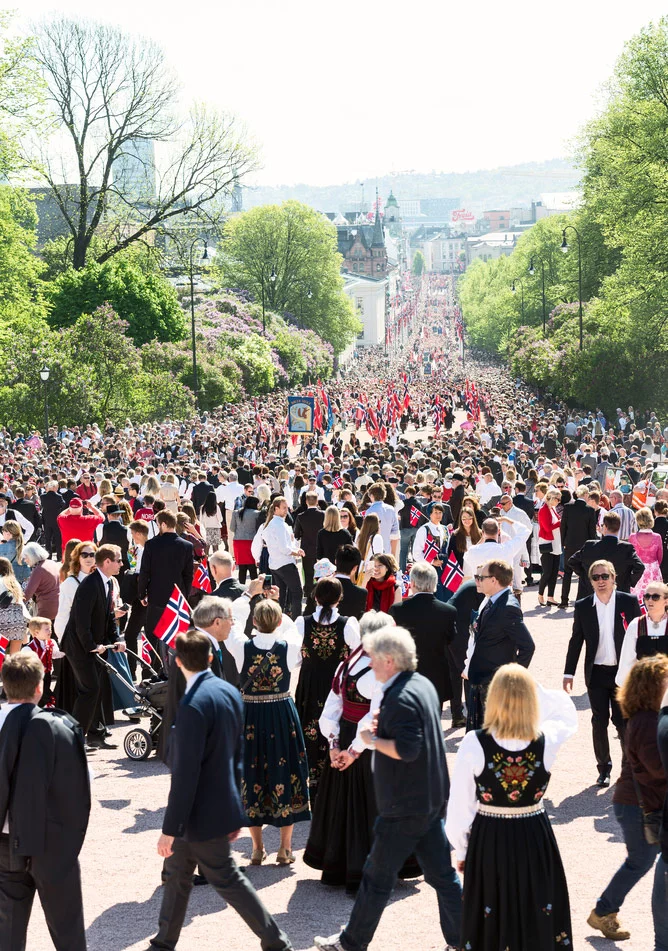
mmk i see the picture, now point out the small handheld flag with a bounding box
[441,551,464,593]
[0,636,9,669]
[423,533,441,564]
[409,504,423,527]
[154,586,191,648]
[193,563,212,593]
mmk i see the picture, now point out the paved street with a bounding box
[25,584,656,951]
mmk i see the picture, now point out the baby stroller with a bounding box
[95,644,168,761]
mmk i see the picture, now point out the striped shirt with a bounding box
[611,503,638,541]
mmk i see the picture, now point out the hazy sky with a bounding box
[13,0,668,186]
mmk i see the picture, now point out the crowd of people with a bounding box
[0,272,667,950]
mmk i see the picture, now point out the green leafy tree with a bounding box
[219,201,360,354]
[412,250,425,276]
[0,186,46,320]
[0,13,44,175]
[47,254,186,344]
[233,335,275,393]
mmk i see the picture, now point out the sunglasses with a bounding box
[591,573,611,581]
[80,552,95,558]
[474,574,492,581]
[643,593,665,602]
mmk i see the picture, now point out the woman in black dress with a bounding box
[316,506,354,564]
[294,578,360,800]
[446,663,578,950]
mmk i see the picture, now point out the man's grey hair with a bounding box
[359,611,395,637]
[21,543,50,567]
[410,561,438,594]
[192,596,233,628]
[363,625,417,673]
[575,485,589,499]
[228,470,238,481]
[209,550,233,570]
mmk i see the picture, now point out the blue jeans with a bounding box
[399,527,417,572]
[340,814,462,951]
[596,803,658,915]
[653,855,668,951]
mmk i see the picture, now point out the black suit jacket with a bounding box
[100,519,130,573]
[293,507,325,559]
[448,579,484,671]
[41,490,66,527]
[190,482,211,515]
[561,498,598,553]
[337,576,367,621]
[468,589,535,686]
[390,593,455,703]
[568,535,645,598]
[564,590,642,685]
[138,531,194,607]
[162,670,247,841]
[512,493,535,522]
[212,577,245,601]
[65,570,118,656]
[654,515,668,581]
[0,704,90,881]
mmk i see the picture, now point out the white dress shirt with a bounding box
[462,523,531,580]
[593,593,618,666]
[251,516,300,571]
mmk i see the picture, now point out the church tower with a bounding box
[384,190,402,237]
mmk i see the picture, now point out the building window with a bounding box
[376,263,381,271]
[356,297,364,312]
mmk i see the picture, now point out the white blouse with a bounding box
[53,570,88,638]
[224,595,303,674]
[295,606,361,654]
[616,615,668,686]
[445,685,578,862]
[319,650,378,753]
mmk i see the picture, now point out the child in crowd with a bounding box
[26,616,64,707]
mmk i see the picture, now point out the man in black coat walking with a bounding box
[41,480,66,559]
[293,491,324,611]
[568,511,644,600]
[0,652,90,951]
[389,561,460,723]
[150,630,293,951]
[446,577,484,726]
[314,625,462,951]
[564,559,642,786]
[559,486,598,607]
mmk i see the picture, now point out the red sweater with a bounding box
[538,503,561,543]
[57,511,103,546]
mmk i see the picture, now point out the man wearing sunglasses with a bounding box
[563,560,642,787]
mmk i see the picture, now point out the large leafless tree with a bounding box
[31,17,257,269]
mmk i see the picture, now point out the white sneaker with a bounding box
[314,935,345,951]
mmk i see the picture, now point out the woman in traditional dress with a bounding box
[629,507,664,601]
[225,597,310,866]
[616,581,668,685]
[446,663,577,951]
[294,578,360,799]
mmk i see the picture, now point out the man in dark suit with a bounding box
[568,511,644,600]
[334,545,367,620]
[314,625,462,951]
[209,550,245,600]
[464,559,535,731]
[100,504,131,575]
[559,486,598,607]
[293,491,324,612]
[41,480,67,559]
[389,561,460,723]
[150,630,293,951]
[0,652,90,951]
[511,481,536,584]
[61,543,126,750]
[189,472,212,515]
[443,578,484,727]
[564,559,642,786]
[653,499,668,582]
[448,472,466,526]
[138,509,194,666]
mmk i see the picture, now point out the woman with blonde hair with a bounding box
[446,663,577,951]
[0,520,29,584]
[316,505,354,564]
[355,513,384,585]
[0,557,28,653]
[159,472,179,513]
[629,507,664,601]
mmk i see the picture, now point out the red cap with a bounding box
[69,498,83,508]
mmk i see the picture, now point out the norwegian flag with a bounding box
[141,633,153,665]
[0,636,8,669]
[333,475,343,489]
[355,400,366,422]
[193,563,212,593]
[409,504,424,527]
[441,551,464,593]
[400,571,411,599]
[154,585,192,648]
[422,532,441,564]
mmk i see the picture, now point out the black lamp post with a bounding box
[561,226,583,350]
[510,279,525,320]
[528,257,547,336]
[39,364,50,442]
[188,238,208,410]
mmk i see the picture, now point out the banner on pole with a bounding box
[287,396,315,433]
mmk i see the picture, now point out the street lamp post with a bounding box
[510,279,525,368]
[528,257,547,336]
[39,364,50,442]
[561,226,583,350]
[189,238,209,410]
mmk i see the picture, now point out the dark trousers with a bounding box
[596,803,659,916]
[0,834,86,951]
[238,564,258,585]
[70,652,104,737]
[340,815,462,951]
[560,548,578,603]
[43,523,62,561]
[588,664,625,771]
[273,563,303,619]
[145,605,169,673]
[151,834,291,951]
[538,550,560,597]
[447,651,464,721]
[302,556,316,612]
[124,598,147,678]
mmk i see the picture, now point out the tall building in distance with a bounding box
[112,138,157,203]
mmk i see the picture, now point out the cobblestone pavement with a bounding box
[24,582,657,951]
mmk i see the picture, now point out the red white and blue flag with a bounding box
[441,551,464,593]
[409,504,424,527]
[141,633,153,664]
[154,586,191,648]
[333,474,343,489]
[193,563,212,593]
[423,532,441,564]
[0,635,9,669]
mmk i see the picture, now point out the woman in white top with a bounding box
[355,513,384,585]
[53,541,98,639]
[412,503,449,567]
[446,664,577,951]
[616,581,668,685]
[159,473,180,513]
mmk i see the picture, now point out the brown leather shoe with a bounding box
[587,909,630,940]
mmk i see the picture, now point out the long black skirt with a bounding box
[462,810,572,950]
[303,719,420,893]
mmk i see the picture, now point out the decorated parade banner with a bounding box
[287,395,315,433]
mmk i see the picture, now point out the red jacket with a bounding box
[57,510,104,546]
[75,482,97,500]
[538,503,561,543]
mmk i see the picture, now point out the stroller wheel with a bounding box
[124,728,151,761]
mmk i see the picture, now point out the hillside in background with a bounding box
[243,158,581,215]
